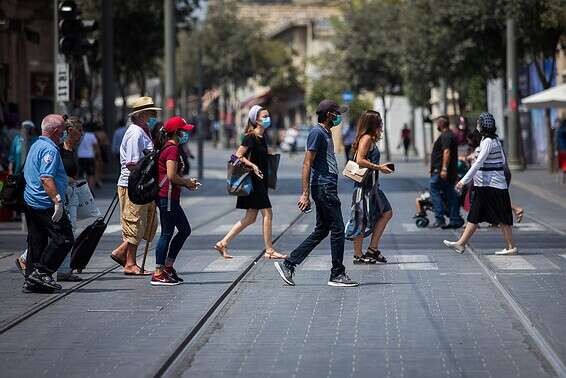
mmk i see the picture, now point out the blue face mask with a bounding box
[261,117,272,128]
[332,114,342,127]
[147,117,158,130]
[61,130,69,143]
[178,131,189,144]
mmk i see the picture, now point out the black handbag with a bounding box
[0,156,26,211]
[266,154,281,190]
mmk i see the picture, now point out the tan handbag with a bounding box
[342,152,369,183]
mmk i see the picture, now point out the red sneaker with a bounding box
[164,267,183,283]
[150,272,180,286]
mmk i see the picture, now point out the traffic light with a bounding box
[58,0,98,58]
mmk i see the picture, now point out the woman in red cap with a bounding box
[151,116,200,286]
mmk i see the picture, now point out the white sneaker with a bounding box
[443,240,465,254]
[495,247,518,255]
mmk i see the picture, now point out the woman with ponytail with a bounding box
[215,105,286,260]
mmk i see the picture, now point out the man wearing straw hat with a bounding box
[110,96,160,275]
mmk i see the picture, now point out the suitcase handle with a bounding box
[103,192,119,225]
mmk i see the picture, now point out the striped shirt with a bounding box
[460,137,507,189]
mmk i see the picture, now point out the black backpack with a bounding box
[0,158,26,211]
[127,145,174,205]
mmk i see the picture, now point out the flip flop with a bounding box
[124,269,152,276]
[110,254,126,267]
[515,209,524,223]
[214,243,234,259]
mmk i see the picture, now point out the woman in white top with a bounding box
[443,112,517,256]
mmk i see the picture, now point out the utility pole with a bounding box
[197,46,204,179]
[102,0,115,135]
[506,17,522,170]
[164,0,176,119]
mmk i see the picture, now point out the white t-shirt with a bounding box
[77,132,98,159]
[117,123,154,187]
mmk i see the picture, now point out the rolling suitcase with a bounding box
[70,192,119,272]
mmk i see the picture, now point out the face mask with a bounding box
[261,117,272,128]
[178,131,189,144]
[61,130,69,143]
[332,114,342,127]
[147,117,158,130]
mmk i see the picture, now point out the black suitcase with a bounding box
[70,193,119,271]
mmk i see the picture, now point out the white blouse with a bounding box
[460,137,507,189]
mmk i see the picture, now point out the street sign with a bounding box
[342,90,353,104]
[56,63,69,102]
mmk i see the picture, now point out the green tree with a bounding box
[335,0,404,160]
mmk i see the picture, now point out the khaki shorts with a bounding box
[117,186,158,245]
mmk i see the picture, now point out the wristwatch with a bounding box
[54,194,62,204]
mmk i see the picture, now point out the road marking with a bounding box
[561,254,566,260]
[466,244,566,377]
[401,222,545,232]
[485,255,560,271]
[485,256,536,270]
[202,255,252,272]
[192,223,309,235]
[301,255,438,271]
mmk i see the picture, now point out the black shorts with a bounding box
[467,186,513,225]
[78,158,95,177]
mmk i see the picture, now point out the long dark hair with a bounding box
[352,110,382,152]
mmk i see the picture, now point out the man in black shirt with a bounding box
[429,116,464,229]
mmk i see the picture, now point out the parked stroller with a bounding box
[413,159,469,228]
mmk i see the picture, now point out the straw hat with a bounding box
[128,96,162,117]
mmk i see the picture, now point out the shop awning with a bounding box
[522,84,566,109]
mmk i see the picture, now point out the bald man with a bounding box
[22,114,74,293]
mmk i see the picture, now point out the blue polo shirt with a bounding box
[307,124,339,186]
[24,136,68,209]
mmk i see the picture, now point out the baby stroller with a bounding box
[413,159,469,228]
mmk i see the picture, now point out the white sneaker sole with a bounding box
[327,281,359,287]
[274,262,295,286]
[495,250,518,256]
[150,280,181,286]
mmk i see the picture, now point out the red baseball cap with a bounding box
[163,116,195,133]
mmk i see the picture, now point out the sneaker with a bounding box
[27,270,62,291]
[443,240,465,254]
[22,279,56,294]
[56,272,83,282]
[274,261,295,286]
[495,247,518,255]
[15,257,26,277]
[150,272,180,286]
[164,267,184,283]
[430,222,446,229]
[353,254,376,264]
[328,273,359,287]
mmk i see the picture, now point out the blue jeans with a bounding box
[285,183,346,278]
[155,198,191,266]
[429,174,463,225]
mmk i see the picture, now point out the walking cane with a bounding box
[140,205,157,274]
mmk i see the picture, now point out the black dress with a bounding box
[236,134,272,210]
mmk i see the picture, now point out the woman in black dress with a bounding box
[215,105,286,259]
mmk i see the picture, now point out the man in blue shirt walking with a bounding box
[22,114,74,293]
[274,100,358,287]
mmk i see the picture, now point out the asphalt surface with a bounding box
[0,142,565,378]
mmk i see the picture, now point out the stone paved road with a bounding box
[0,145,565,378]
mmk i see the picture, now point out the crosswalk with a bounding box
[172,251,566,274]
[401,222,547,233]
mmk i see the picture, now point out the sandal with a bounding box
[367,247,387,264]
[264,249,287,259]
[124,265,152,276]
[110,253,126,267]
[353,253,376,264]
[15,257,26,277]
[214,242,234,259]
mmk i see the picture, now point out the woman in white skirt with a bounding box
[443,112,518,255]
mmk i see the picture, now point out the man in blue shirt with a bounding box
[275,100,358,287]
[22,114,74,293]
